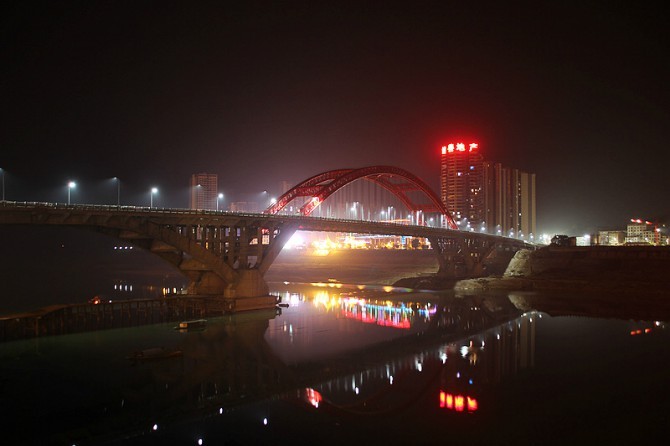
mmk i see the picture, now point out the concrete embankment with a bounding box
[455,245,670,293]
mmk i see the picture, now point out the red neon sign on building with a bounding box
[441,143,479,154]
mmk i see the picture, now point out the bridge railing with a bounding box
[0,200,537,248]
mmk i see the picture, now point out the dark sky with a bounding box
[2,0,669,235]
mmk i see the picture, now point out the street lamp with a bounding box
[217,193,224,211]
[150,187,158,208]
[67,181,76,205]
[113,177,120,206]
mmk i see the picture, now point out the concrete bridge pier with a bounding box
[429,236,513,280]
[184,269,276,312]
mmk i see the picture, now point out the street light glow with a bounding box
[67,181,76,205]
[150,187,158,207]
[217,193,224,211]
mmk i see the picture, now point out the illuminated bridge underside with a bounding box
[0,203,532,311]
[265,166,458,230]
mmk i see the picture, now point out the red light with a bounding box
[645,328,652,333]
[440,391,479,412]
[454,395,465,412]
[305,388,322,408]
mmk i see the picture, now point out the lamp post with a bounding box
[113,177,120,206]
[217,193,224,211]
[67,181,76,205]
[0,168,4,201]
[150,187,158,208]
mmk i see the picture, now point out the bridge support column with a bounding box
[187,269,276,312]
[186,271,227,296]
[222,269,277,312]
[430,236,488,280]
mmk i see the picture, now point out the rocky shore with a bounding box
[454,246,670,294]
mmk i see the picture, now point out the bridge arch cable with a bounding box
[264,166,458,229]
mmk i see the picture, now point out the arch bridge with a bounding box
[0,168,533,312]
[266,166,459,229]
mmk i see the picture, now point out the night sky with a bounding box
[2,1,669,235]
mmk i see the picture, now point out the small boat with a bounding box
[174,319,207,331]
[126,347,182,362]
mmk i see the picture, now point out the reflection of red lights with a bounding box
[439,391,478,413]
[305,388,322,408]
[630,328,653,336]
[454,395,465,412]
[340,302,411,329]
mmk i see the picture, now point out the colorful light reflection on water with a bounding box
[1,283,669,445]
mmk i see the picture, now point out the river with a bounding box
[1,249,669,445]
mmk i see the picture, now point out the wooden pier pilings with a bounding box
[0,295,235,342]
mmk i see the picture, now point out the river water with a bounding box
[1,245,670,445]
[1,277,669,445]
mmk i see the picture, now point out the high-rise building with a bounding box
[190,173,218,210]
[440,143,484,224]
[440,143,536,239]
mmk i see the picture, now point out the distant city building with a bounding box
[440,143,536,239]
[279,180,292,196]
[190,173,218,210]
[625,219,663,245]
[597,230,626,246]
[440,143,484,223]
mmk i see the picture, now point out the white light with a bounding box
[152,424,158,431]
[198,439,203,446]
[68,181,76,188]
[263,418,268,425]
[219,407,223,414]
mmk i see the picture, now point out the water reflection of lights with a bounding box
[341,298,413,329]
[114,283,133,292]
[439,391,479,413]
[305,388,322,408]
[630,321,665,336]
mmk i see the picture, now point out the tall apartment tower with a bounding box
[440,143,484,224]
[190,173,218,210]
[440,144,536,238]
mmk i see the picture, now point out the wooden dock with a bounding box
[0,295,241,342]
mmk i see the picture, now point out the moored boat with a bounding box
[175,319,207,331]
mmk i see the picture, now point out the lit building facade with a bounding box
[190,173,218,210]
[440,143,484,224]
[625,219,663,245]
[440,143,536,239]
[597,230,626,246]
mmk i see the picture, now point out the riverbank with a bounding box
[455,246,670,294]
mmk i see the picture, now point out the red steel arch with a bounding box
[265,166,458,229]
